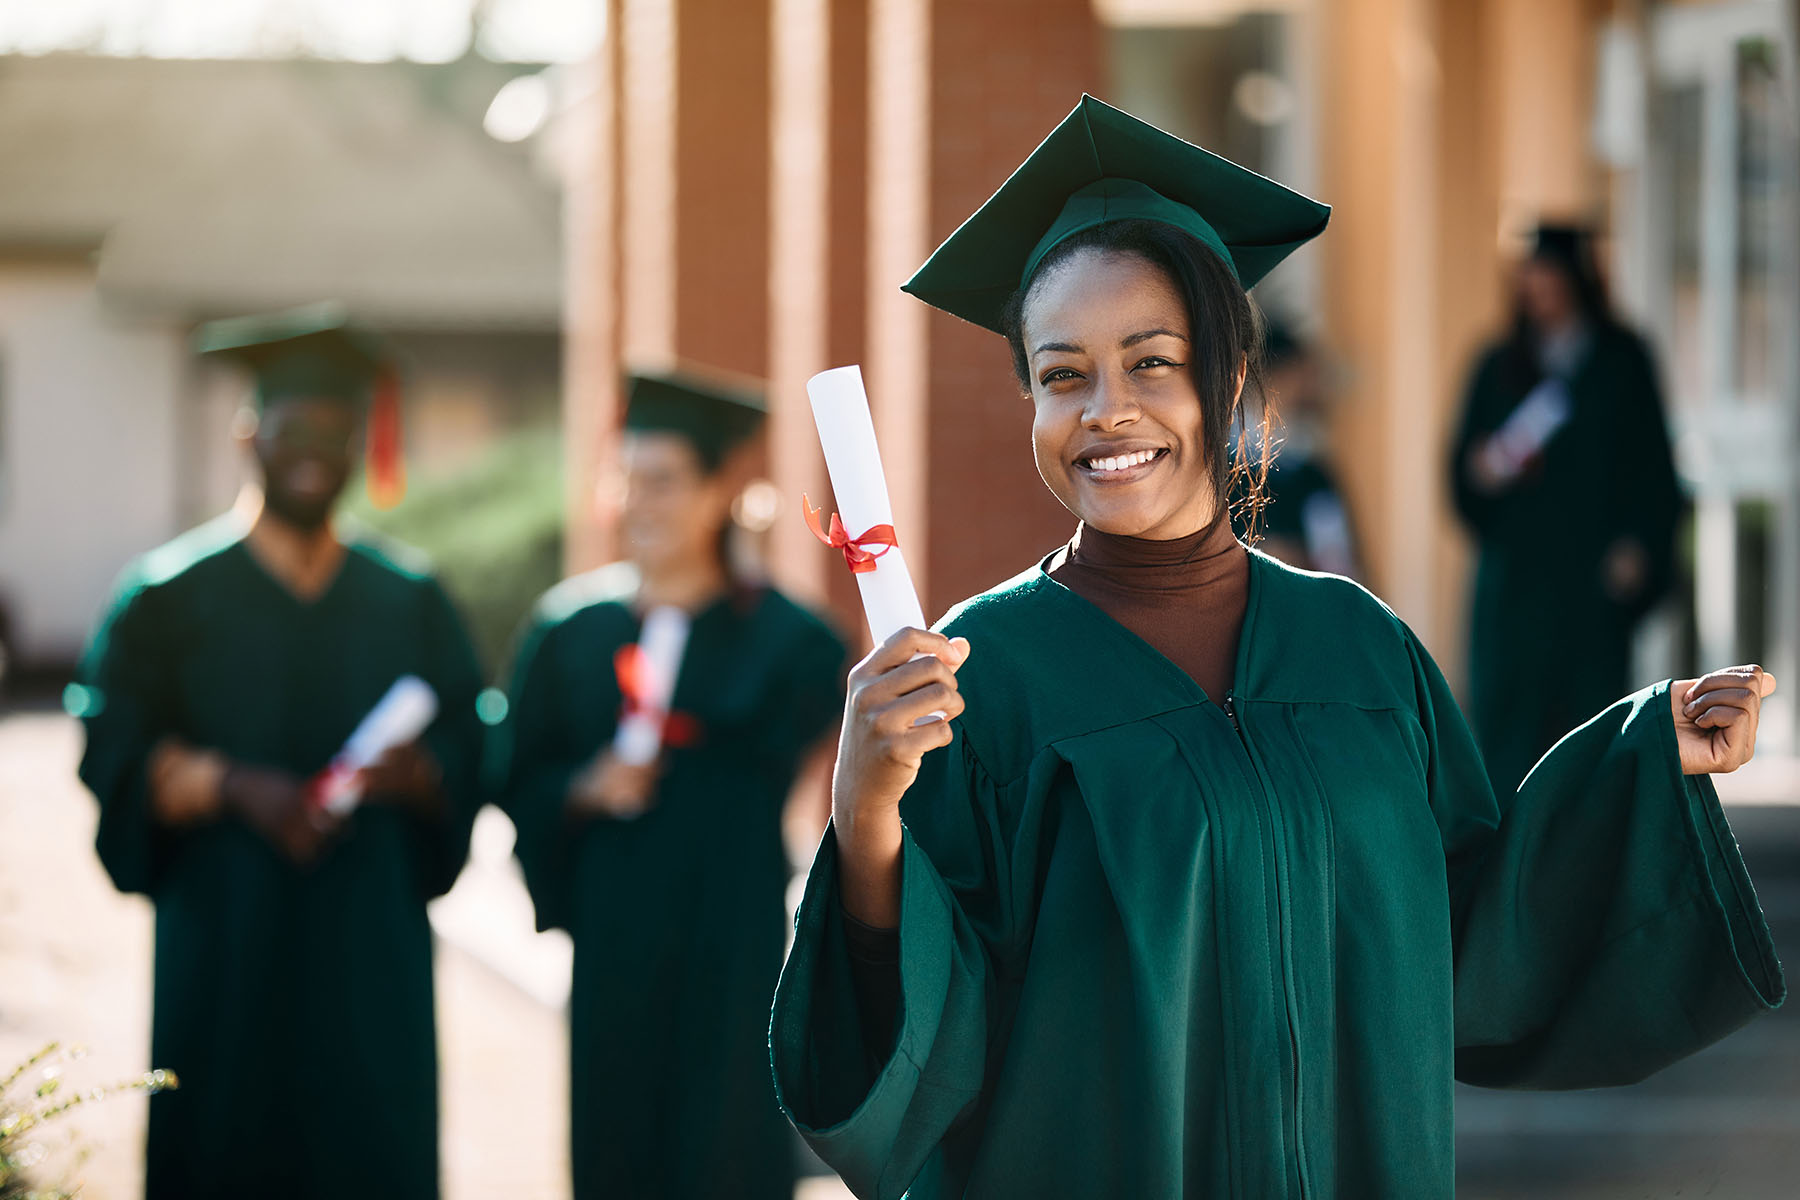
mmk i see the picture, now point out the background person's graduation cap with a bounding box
[623,367,767,472]
[194,302,407,508]
[903,94,1332,334]
[1527,221,1602,285]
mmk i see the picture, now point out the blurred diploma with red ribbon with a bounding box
[804,365,929,645]
[310,675,439,814]
[611,605,694,767]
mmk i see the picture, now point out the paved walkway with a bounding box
[0,708,569,1199]
[1,705,851,1200]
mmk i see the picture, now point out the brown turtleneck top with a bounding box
[1044,505,1249,706]
[842,505,1251,1059]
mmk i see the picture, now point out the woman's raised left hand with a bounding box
[1673,665,1778,775]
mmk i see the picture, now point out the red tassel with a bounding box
[366,366,406,509]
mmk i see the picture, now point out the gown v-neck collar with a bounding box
[233,532,355,610]
[1024,544,1269,714]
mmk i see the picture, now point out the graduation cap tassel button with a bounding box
[803,494,898,575]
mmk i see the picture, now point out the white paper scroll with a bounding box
[611,604,691,766]
[807,365,928,645]
[314,675,440,815]
[1489,378,1573,479]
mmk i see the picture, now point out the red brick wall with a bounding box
[767,0,870,630]
[562,0,625,575]
[675,0,773,378]
[568,0,1102,633]
[819,0,872,630]
[826,0,869,374]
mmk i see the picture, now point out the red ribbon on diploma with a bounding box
[613,644,700,749]
[305,761,356,811]
[803,494,898,575]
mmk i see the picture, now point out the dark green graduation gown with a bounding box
[492,566,846,1200]
[73,517,485,1200]
[770,553,1783,1199]
[1451,324,1684,795]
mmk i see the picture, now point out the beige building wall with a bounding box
[1315,0,1610,679]
[0,261,187,664]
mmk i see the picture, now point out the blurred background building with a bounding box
[561,0,1800,770]
[1,1,1797,1197]
[0,10,579,679]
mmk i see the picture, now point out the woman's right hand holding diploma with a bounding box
[833,628,971,928]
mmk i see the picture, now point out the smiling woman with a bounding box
[1001,217,1265,542]
[769,95,1787,1200]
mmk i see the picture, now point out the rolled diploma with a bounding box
[316,675,440,815]
[806,365,928,645]
[611,604,691,766]
[1493,379,1572,469]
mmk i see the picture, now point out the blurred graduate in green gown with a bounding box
[768,97,1783,1200]
[1452,224,1686,795]
[72,305,485,1200]
[491,370,848,1200]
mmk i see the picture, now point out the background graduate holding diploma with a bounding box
[492,369,847,1200]
[771,95,1786,1200]
[71,305,486,1200]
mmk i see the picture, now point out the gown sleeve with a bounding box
[407,579,488,898]
[756,618,848,771]
[489,613,587,933]
[74,578,177,897]
[1407,630,1787,1089]
[770,730,1016,1200]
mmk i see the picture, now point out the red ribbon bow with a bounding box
[613,644,700,749]
[803,494,898,575]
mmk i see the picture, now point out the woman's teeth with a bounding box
[1084,449,1160,475]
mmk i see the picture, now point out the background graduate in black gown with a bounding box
[492,370,847,1200]
[1452,224,1686,795]
[72,306,486,1200]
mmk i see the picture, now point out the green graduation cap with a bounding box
[623,368,767,471]
[193,301,387,410]
[903,94,1331,333]
[194,302,408,507]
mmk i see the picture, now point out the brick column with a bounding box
[1317,0,1449,647]
[566,0,774,575]
[1317,0,1606,673]
[769,0,867,610]
[562,3,624,575]
[675,0,773,377]
[868,0,1102,625]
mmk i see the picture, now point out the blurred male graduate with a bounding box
[70,304,484,1200]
